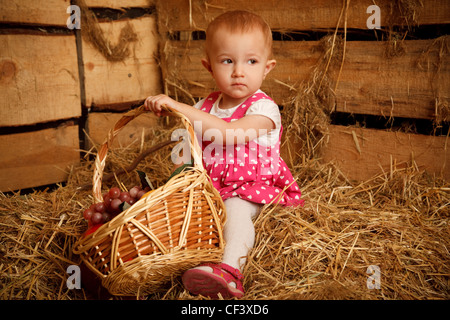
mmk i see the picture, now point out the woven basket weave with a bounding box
[73,105,226,296]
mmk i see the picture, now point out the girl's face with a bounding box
[202,28,276,108]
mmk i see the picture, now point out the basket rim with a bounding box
[91,104,204,204]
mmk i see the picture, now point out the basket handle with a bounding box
[92,104,203,203]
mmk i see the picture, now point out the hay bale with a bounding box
[244,163,450,300]
[1,123,448,299]
[0,182,89,299]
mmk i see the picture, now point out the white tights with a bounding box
[221,197,262,271]
[191,197,261,289]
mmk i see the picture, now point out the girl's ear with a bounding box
[263,59,276,79]
[202,58,213,75]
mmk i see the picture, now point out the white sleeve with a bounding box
[245,99,282,130]
[245,99,282,147]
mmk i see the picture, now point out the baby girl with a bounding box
[145,10,304,298]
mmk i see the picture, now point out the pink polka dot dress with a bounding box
[199,91,304,207]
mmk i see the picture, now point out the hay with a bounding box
[389,0,424,31]
[0,180,89,299]
[75,0,138,62]
[384,0,424,58]
[281,32,344,162]
[1,120,448,299]
[416,36,450,126]
[0,125,175,300]
[244,162,450,300]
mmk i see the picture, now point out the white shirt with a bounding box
[193,90,281,147]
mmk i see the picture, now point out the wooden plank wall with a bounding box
[0,0,448,191]
[0,125,80,192]
[0,0,80,192]
[0,0,162,191]
[0,34,81,126]
[156,0,450,181]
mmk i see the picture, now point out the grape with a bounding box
[109,187,121,199]
[91,212,103,225]
[85,185,142,229]
[129,186,140,198]
[103,194,112,210]
[110,198,123,211]
[119,191,131,203]
[102,212,111,223]
[83,208,94,220]
[94,202,106,213]
[137,190,146,199]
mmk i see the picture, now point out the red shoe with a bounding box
[182,263,244,299]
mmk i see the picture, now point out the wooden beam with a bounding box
[320,124,449,181]
[0,124,80,192]
[333,38,450,120]
[0,33,81,126]
[157,0,450,33]
[0,0,71,27]
[84,0,155,8]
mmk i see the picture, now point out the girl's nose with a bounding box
[232,63,244,77]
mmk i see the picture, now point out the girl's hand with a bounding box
[144,94,178,117]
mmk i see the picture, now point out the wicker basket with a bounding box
[73,105,226,296]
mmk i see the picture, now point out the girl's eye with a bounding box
[222,59,233,64]
[248,59,257,64]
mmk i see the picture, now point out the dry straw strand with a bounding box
[75,0,138,62]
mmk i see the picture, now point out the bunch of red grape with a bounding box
[83,186,149,227]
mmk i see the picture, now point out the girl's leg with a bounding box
[182,197,262,298]
[221,197,262,271]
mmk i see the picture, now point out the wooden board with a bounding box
[82,16,162,108]
[85,111,158,148]
[162,39,447,119]
[0,124,80,192]
[0,0,71,26]
[84,0,155,8]
[157,0,450,33]
[333,39,450,119]
[320,125,450,181]
[0,33,81,127]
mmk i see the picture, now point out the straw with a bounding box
[1,135,448,299]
